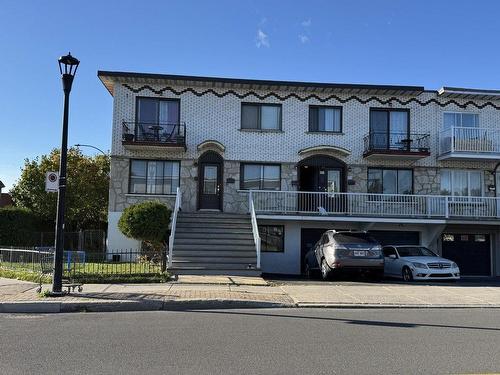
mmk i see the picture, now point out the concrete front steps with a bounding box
[169,212,260,276]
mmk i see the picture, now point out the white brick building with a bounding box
[99,71,500,277]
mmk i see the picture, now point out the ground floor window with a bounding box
[258,225,284,252]
[129,159,180,195]
[241,163,281,190]
[367,168,413,194]
[440,169,483,197]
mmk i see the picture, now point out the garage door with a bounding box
[441,233,491,276]
[368,231,420,246]
[300,229,327,273]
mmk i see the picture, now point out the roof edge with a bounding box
[97,70,425,93]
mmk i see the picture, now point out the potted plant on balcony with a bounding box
[123,133,134,142]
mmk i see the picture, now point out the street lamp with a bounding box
[74,143,107,156]
[52,52,79,295]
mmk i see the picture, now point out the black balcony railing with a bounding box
[364,132,430,155]
[122,121,186,148]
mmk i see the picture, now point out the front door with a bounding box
[319,168,343,213]
[298,166,345,213]
[199,162,222,210]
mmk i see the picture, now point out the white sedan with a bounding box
[383,245,460,281]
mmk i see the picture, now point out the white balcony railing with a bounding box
[249,190,500,220]
[439,126,500,155]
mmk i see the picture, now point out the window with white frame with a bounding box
[443,112,479,129]
[240,164,281,190]
[129,159,180,195]
[440,169,483,197]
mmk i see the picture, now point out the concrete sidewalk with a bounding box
[0,276,293,313]
[279,281,500,308]
[2,276,500,313]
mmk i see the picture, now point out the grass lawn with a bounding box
[0,259,169,284]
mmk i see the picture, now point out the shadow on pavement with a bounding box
[183,309,500,332]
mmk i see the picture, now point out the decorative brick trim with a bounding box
[122,84,500,110]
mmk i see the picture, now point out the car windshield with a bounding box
[334,233,377,244]
[397,246,437,257]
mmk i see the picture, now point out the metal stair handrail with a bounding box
[248,190,261,269]
[168,187,182,268]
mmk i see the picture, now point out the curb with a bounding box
[3,300,500,313]
[295,303,500,309]
[0,299,294,314]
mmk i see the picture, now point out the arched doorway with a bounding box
[197,151,224,210]
[297,155,347,213]
[297,154,347,193]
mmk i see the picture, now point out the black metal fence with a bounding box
[0,248,167,278]
[33,230,106,252]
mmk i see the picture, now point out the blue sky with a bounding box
[1,0,500,191]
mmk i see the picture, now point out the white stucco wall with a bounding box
[107,211,141,252]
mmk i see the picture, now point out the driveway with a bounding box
[269,277,500,307]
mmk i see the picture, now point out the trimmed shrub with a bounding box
[0,207,37,246]
[118,201,171,245]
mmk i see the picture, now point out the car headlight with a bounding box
[451,262,459,269]
[412,262,428,269]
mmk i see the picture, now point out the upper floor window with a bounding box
[369,109,409,149]
[440,169,483,197]
[241,103,282,131]
[137,97,180,125]
[241,163,281,190]
[444,112,479,129]
[367,168,413,195]
[129,159,180,195]
[309,106,342,133]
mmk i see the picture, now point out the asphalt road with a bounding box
[1,308,500,375]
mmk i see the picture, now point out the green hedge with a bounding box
[0,268,170,284]
[0,207,37,247]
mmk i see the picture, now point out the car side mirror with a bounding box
[388,254,397,259]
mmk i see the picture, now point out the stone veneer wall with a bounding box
[109,156,176,212]
[110,156,497,214]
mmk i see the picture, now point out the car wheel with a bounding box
[402,266,414,282]
[320,259,331,281]
[370,270,384,282]
[305,264,311,279]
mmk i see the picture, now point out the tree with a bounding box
[0,207,38,246]
[118,201,171,246]
[10,148,109,231]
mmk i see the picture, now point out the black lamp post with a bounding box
[74,143,107,156]
[52,52,79,295]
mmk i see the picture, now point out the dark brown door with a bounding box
[198,160,223,210]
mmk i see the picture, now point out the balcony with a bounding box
[363,132,430,160]
[121,121,186,151]
[248,190,500,222]
[438,126,500,161]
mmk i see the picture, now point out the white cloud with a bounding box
[301,18,311,27]
[256,29,270,48]
[298,34,310,44]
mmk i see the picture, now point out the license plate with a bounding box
[353,251,366,257]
